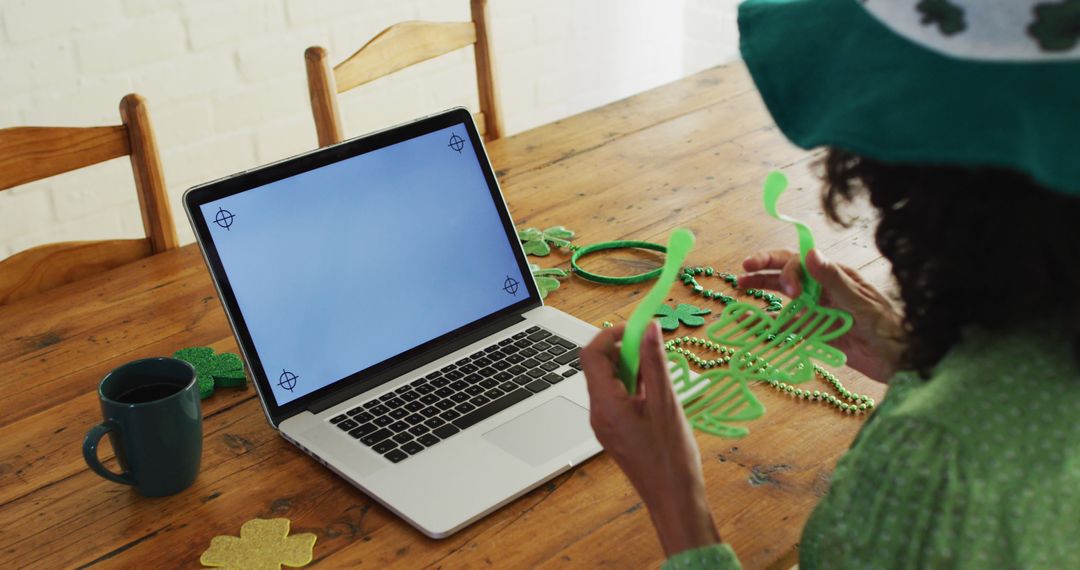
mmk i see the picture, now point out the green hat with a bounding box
[738,0,1080,195]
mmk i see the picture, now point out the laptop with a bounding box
[183,108,603,538]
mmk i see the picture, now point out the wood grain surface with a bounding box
[0,126,129,191]
[0,64,889,569]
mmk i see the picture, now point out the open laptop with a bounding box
[184,108,603,538]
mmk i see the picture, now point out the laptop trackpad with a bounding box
[483,397,592,467]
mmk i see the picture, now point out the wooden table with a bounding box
[0,64,888,569]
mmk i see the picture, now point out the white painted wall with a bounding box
[0,0,740,255]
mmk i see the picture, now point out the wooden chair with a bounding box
[305,0,503,147]
[0,94,178,305]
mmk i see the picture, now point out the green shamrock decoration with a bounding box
[1029,0,1080,52]
[660,171,855,438]
[518,226,575,256]
[173,347,246,399]
[702,171,853,387]
[655,303,711,331]
[916,0,966,36]
[706,295,850,386]
[529,263,568,299]
[667,351,765,438]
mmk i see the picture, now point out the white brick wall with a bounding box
[684,0,741,75]
[0,0,738,257]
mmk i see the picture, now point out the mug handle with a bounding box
[83,421,135,486]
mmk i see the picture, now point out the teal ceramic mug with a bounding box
[82,357,202,496]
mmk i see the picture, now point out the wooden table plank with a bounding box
[487,65,756,182]
[0,63,890,569]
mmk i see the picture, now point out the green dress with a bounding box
[664,324,1080,569]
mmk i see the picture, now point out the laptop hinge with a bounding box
[306,311,529,415]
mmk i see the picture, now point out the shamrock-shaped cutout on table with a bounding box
[174,346,247,399]
[200,518,316,570]
[655,303,711,331]
[1028,0,1080,52]
[529,263,568,299]
[518,226,575,256]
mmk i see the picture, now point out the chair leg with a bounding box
[120,93,178,254]
[306,46,345,147]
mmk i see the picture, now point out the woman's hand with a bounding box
[739,248,904,382]
[580,321,720,556]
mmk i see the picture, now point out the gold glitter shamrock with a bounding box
[200,518,316,570]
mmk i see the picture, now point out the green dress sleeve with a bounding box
[800,409,1080,568]
[662,543,741,570]
[660,419,975,569]
[664,323,1080,569]
[800,416,971,567]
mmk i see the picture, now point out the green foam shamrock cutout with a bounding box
[518,226,575,256]
[655,303,711,331]
[173,347,247,399]
[529,263,568,299]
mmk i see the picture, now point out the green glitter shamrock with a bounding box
[518,226,575,256]
[655,303,711,331]
[916,0,967,36]
[529,263,568,298]
[173,347,246,399]
[1029,0,1080,52]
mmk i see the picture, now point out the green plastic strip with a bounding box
[762,171,821,301]
[706,171,852,388]
[617,228,694,393]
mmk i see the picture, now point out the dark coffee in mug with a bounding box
[115,383,183,404]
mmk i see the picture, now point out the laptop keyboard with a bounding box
[327,326,582,463]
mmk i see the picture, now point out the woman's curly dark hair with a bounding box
[820,148,1080,377]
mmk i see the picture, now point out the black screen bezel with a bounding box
[184,108,541,425]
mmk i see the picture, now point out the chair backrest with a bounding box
[0,93,178,305]
[305,0,502,147]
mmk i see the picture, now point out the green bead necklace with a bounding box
[663,335,876,415]
[679,266,785,312]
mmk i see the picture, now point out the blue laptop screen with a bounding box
[199,125,531,406]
